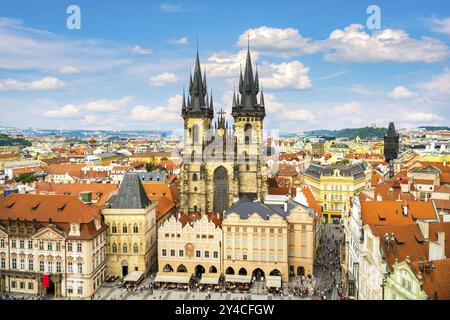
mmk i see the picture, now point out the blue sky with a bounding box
[0,0,449,132]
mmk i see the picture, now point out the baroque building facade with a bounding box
[179,47,268,215]
[0,193,107,298]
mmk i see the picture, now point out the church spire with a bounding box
[182,41,213,119]
[255,64,260,94]
[260,87,265,106]
[182,87,186,109]
[210,90,214,109]
[241,45,258,110]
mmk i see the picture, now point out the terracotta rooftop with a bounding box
[410,258,450,300]
[0,193,101,224]
[34,181,119,208]
[361,200,438,226]
[369,223,429,270]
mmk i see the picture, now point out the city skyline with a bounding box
[0,0,449,132]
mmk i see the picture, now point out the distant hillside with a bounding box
[305,127,387,139]
[0,134,32,147]
[418,126,450,132]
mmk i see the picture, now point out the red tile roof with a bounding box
[410,258,450,300]
[361,200,438,226]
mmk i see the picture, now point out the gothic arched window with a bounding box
[122,224,128,234]
[112,243,117,253]
[244,123,252,145]
[192,124,200,144]
[133,243,139,253]
[133,224,139,234]
[111,224,117,234]
[193,173,198,181]
[122,243,128,253]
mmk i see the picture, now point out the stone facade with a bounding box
[179,48,268,215]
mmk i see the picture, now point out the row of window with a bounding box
[1,257,84,273]
[323,194,344,201]
[0,238,84,253]
[111,243,140,254]
[110,224,139,234]
[225,227,283,234]
[323,203,344,211]
[226,252,284,262]
[226,237,284,247]
[163,233,215,239]
[161,249,219,259]
[324,185,350,191]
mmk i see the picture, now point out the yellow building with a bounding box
[98,152,119,166]
[302,163,370,224]
[156,213,222,284]
[222,195,320,288]
[128,151,174,165]
[102,173,158,277]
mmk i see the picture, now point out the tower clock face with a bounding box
[218,128,225,136]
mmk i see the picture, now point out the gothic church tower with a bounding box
[179,45,268,215]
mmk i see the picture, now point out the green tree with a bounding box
[145,162,154,172]
[14,173,38,184]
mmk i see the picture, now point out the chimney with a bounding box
[429,232,446,261]
[402,205,408,216]
[417,220,429,240]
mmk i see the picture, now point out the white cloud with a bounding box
[205,50,253,78]
[388,86,415,100]
[418,70,450,98]
[43,104,79,118]
[0,76,65,91]
[404,112,445,122]
[82,96,133,112]
[237,27,320,57]
[281,109,317,123]
[130,95,181,125]
[130,105,179,122]
[167,94,182,111]
[59,66,80,74]
[168,37,189,45]
[427,17,450,35]
[131,45,153,55]
[323,24,449,63]
[160,3,185,12]
[331,101,362,115]
[260,61,311,90]
[237,25,449,63]
[149,72,178,86]
[0,18,130,72]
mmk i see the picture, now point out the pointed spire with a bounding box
[203,67,207,96]
[182,87,186,109]
[189,68,193,94]
[210,90,214,109]
[260,87,265,106]
[241,44,257,110]
[239,64,243,94]
[232,85,237,107]
[255,64,259,94]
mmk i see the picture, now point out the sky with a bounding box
[0,0,449,133]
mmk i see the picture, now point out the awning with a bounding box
[123,271,144,283]
[225,274,252,283]
[266,275,282,288]
[154,273,192,284]
[199,274,220,285]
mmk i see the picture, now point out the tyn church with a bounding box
[179,47,268,215]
